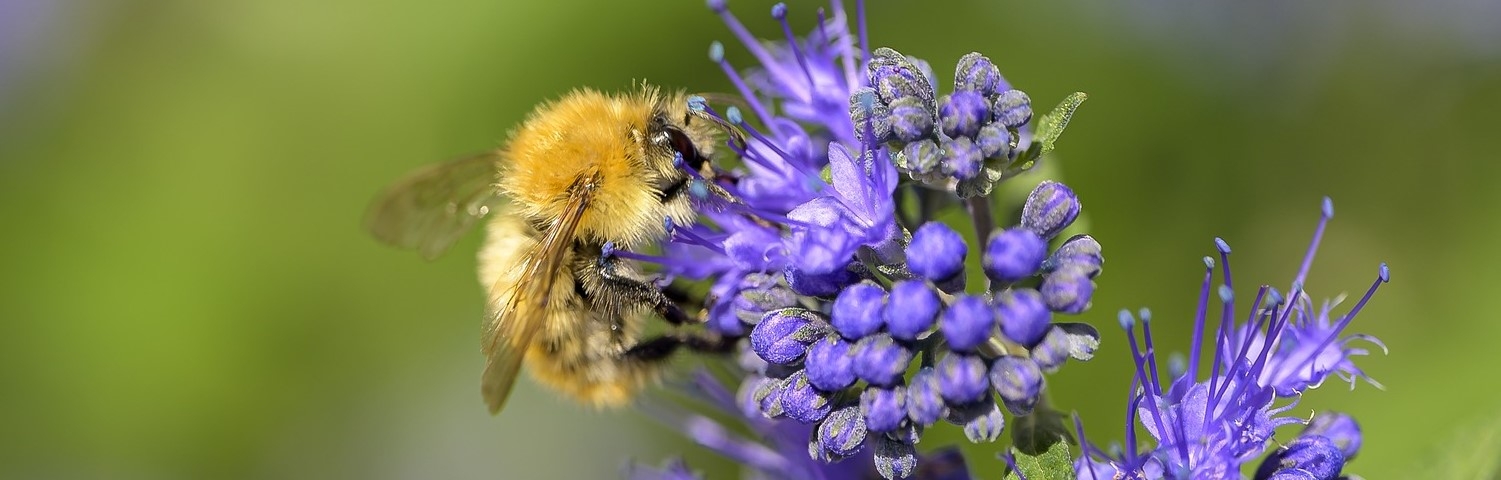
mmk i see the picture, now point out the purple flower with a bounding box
[1253,435,1346,480]
[1074,198,1386,479]
[630,2,1115,479]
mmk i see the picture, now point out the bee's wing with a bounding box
[480,179,593,414]
[364,152,505,260]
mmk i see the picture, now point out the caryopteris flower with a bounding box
[617,1,1102,478]
[1073,197,1387,480]
[619,3,1380,480]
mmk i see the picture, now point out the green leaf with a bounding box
[1006,408,1075,480]
[1020,92,1088,164]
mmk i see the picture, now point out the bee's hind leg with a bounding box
[595,254,693,325]
[621,332,737,363]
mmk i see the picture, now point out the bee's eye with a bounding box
[664,126,707,172]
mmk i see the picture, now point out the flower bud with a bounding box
[983,228,1047,284]
[906,367,945,426]
[850,88,893,144]
[868,47,935,106]
[750,376,786,419]
[940,136,983,181]
[936,352,989,405]
[940,295,996,352]
[887,95,934,143]
[750,308,831,365]
[1044,234,1103,278]
[1021,180,1081,240]
[731,273,797,326]
[1041,264,1095,314]
[860,385,909,433]
[780,370,833,423]
[1302,412,1361,460]
[954,52,1006,97]
[832,282,886,339]
[804,335,857,391]
[873,436,917,480]
[853,334,913,387]
[907,222,968,288]
[900,139,942,174]
[1253,435,1346,480]
[989,356,1043,415]
[883,280,940,341]
[783,263,857,297]
[939,91,989,139]
[975,122,1013,159]
[817,405,868,458]
[1028,326,1071,372]
[995,288,1052,347]
[961,401,1005,443]
[992,89,1032,129]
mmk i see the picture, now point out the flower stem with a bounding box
[966,195,996,291]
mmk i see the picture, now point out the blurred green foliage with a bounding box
[2,0,1498,478]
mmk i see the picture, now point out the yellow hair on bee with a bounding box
[499,86,677,248]
[364,83,727,413]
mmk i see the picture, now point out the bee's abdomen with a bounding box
[524,314,660,408]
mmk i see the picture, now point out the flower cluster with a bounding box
[741,176,1101,473]
[1074,198,1387,479]
[614,2,1388,480]
[619,1,1101,479]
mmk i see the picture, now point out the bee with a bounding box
[366,85,739,414]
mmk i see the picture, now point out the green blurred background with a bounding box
[2,0,1497,478]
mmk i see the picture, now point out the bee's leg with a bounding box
[661,284,707,314]
[596,254,692,325]
[621,332,737,363]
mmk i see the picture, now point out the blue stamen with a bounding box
[855,0,869,70]
[1271,269,1387,386]
[713,1,800,92]
[708,41,725,63]
[999,451,1027,480]
[1073,414,1102,480]
[689,180,709,200]
[1295,197,1333,286]
[773,3,818,96]
[1187,259,1213,394]
[1139,308,1161,395]
[709,47,777,130]
[1214,237,1231,254]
